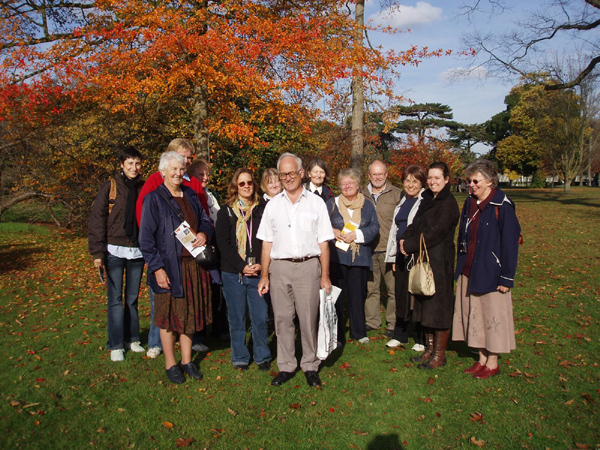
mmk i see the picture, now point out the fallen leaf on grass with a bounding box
[427,377,435,385]
[581,393,594,403]
[470,436,485,447]
[565,399,575,405]
[228,407,238,416]
[10,401,20,407]
[575,444,589,449]
[289,403,301,410]
[163,421,174,428]
[353,430,368,435]
[175,437,195,447]
[559,360,574,368]
[469,412,484,423]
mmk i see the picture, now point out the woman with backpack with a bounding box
[88,147,146,362]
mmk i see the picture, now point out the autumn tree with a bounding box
[496,76,596,191]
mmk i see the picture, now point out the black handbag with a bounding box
[157,188,219,269]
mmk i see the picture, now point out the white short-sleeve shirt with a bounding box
[257,188,334,259]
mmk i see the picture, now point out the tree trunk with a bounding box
[350,0,365,172]
[193,85,210,161]
[0,191,51,216]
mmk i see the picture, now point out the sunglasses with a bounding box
[238,180,254,188]
[469,179,485,185]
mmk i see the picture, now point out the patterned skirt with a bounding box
[154,259,213,334]
[452,274,516,354]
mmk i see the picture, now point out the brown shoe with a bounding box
[418,329,449,370]
[411,330,434,363]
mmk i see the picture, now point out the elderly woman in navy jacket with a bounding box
[452,159,521,379]
[139,151,214,384]
[327,168,379,345]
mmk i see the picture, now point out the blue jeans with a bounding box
[105,253,145,350]
[221,272,271,366]
[148,289,162,349]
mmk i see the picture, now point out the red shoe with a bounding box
[463,362,485,375]
[473,366,500,379]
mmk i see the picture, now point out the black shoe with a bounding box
[165,365,185,384]
[180,362,203,380]
[304,370,321,387]
[271,371,295,386]
[365,325,378,332]
[235,364,249,371]
[257,361,271,371]
[384,329,394,338]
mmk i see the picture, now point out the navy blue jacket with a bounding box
[455,189,521,293]
[327,196,380,270]
[139,184,215,297]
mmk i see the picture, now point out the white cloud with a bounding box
[438,66,489,82]
[370,2,443,28]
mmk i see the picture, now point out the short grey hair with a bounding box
[338,168,361,187]
[277,152,303,172]
[465,159,499,189]
[158,151,185,172]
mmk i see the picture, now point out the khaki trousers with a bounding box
[364,252,396,330]
[270,258,321,372]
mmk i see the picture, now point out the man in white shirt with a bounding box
[257,153,334,387]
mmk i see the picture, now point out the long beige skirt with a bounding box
[452,274,516,354]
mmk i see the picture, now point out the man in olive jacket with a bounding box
[360,160,402,336]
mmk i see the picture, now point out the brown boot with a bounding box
[410,330,434,363]
[418,329,449,370]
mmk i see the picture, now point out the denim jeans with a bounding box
[105,253,145,350]
[221,271,271,366]
[148,289,162,349]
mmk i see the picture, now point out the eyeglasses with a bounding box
[279,171,301,180]
[468,179,485,185]
[238,180,254,188]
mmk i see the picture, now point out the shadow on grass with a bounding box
[366,433,405,450]
[0,243,45,275]
[507,189,600,209]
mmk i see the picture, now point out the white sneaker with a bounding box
[192,343,209,352]
[386,339,403,348]
[111,349,125,361]
[126,341,145,353]
[358,337,370,345]
[412,343,426,352]
[146,347,162,359]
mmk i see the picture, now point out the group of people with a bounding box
[89,142,521,386]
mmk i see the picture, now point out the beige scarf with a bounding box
[232,199,257,261]
[338,193,365,262]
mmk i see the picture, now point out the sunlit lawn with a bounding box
[0,188,598,449]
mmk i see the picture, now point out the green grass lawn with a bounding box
[0,188,598,449]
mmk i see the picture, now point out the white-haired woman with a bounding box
[139,152,214,384]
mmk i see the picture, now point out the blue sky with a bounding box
[365,0,536,127]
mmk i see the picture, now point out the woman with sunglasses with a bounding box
[215,169,271,371]
[452,159,521,379]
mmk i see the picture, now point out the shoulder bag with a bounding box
[408,233,435,296]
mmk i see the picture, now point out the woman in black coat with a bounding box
[399,162,459,370]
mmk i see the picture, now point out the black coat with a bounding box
[400,183,459,329]
[215,199,265,274]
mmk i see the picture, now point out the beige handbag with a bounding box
[408,233,436,296]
